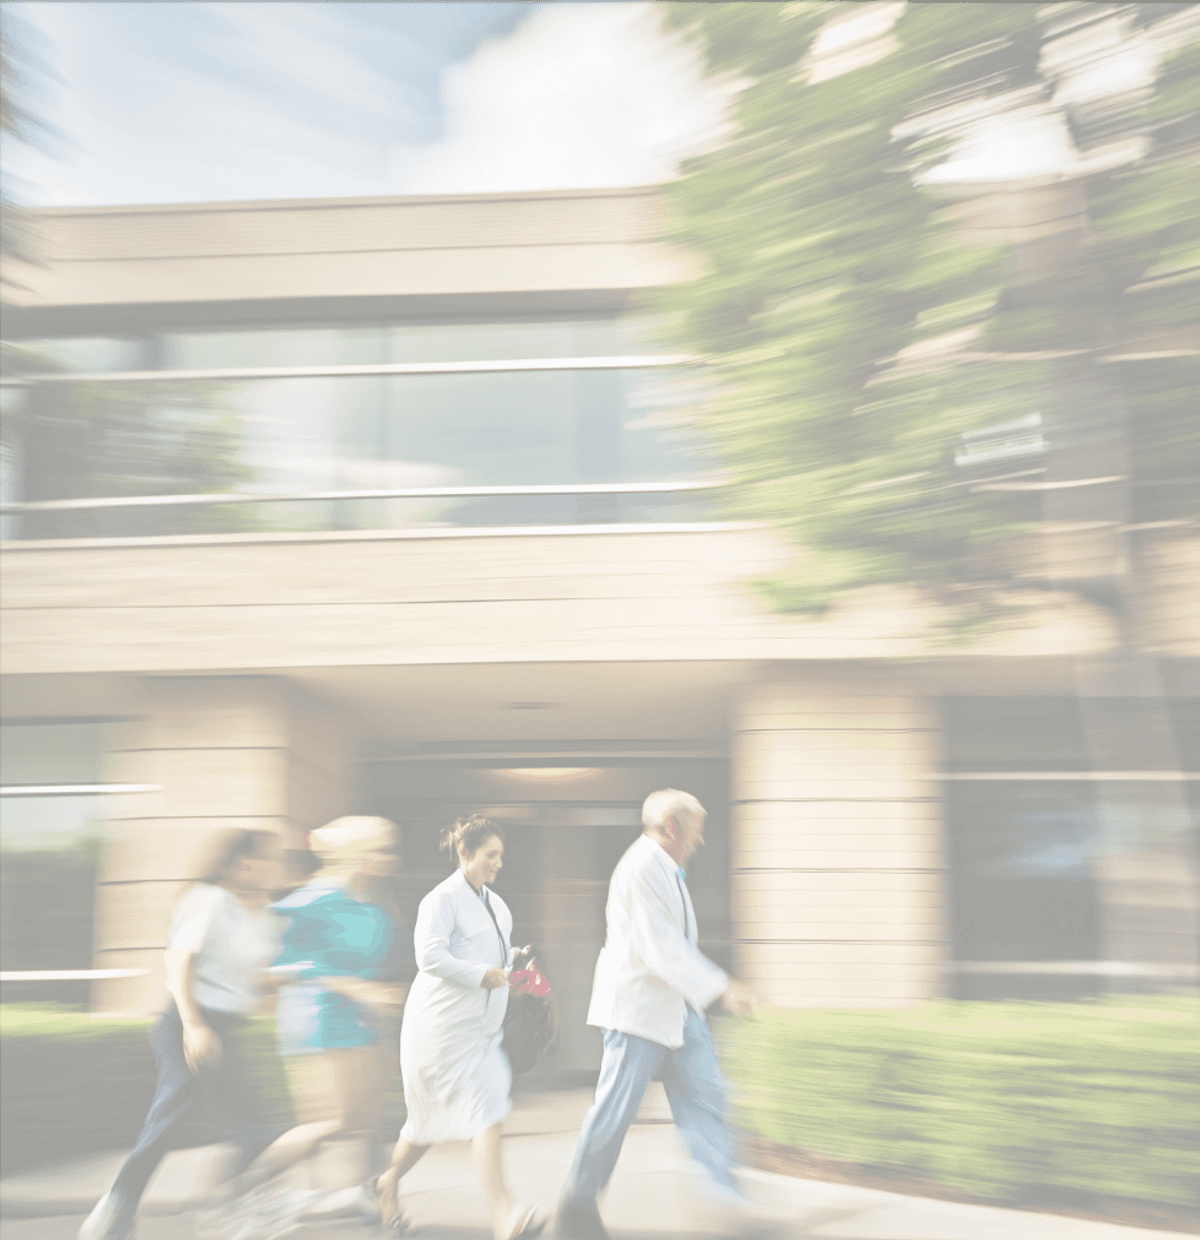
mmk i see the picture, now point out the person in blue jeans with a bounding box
[557,790,759,1240]
[79,829,286,1240]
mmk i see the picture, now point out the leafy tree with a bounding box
[660,2,1198,613]
[654,4,1200,982]
[1,9,56,286]
[18,378,255,538]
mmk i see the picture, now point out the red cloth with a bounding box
[509,966,551,998]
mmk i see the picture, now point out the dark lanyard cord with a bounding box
[482,889,509,966]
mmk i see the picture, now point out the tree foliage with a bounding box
[0,10,55,282]
[660,2,1199,612]
[17,379,254,538]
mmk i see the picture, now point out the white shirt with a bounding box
[587,834,728,1049]
[168,884,276,1015]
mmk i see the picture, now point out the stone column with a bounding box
[730,666,944,1007]
[92,676,348,1014]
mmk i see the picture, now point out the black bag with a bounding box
[502,947,558,1075]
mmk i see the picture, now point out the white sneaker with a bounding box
[255,1186,323,1240]
[300,1184,380,1223]
[78,1193,132,1240]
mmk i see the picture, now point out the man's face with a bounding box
[669,812,706,867]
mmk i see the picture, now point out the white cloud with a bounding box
[403,3,735,194]
[10,1,731,206]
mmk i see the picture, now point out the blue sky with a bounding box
[4,0,733,207]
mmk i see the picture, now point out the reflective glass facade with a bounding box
[944,696,1200,998]
[4,318,712,537]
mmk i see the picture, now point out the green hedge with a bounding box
[0,1005,404,1175]
[715,997,1200,1211]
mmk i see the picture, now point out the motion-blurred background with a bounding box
[1,1,1197,1229]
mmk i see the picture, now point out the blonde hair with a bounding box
[642,789,705,839]
[309,816,396,861]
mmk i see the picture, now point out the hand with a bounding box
[720,980,756,1017]
[319,976,407,1011]
[480,966,510,990]
[364,983,407,1012]
[182,1022,222,1073]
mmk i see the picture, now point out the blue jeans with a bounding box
[105,1003,280,1232]
[564,1007,738,1204]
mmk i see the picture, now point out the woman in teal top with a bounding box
[273,880,399,1052]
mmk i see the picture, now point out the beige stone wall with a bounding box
[1136,535,1200,657]
[7,187,697,309]
[92,676,346,1013]
[730,667,944,1007]
[0,526,1122,677]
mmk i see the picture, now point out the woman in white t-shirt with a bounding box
[78,828,284,1240]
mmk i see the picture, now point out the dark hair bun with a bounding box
[440,813,504,858]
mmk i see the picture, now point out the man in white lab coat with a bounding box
[557,789,756,1240]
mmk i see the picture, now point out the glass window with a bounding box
[21,338,147,373]
[386,317,656,363]
[14,370,707,536]
[1,722,104,786]
[158,318,666,372]
[948,781,1102,998]
[0,794,105,851]
[944,698,1088,772]
[162,326,388,370]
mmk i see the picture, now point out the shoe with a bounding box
[300,1183,380,1223]
[508,1204,546,1239]
[368,1173,411,1236]
[256,1186,324,1240]
[555,1196,608,1240]
[193,1169,272,1240]
[78,1192,133,1240]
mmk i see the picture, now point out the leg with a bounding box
[563,1029,666,1207]
[659,1008,739,1196]
[214,1054,341,1185]
[206,1013,285,1179]
[83,1009,197,1239]
[373,1136,429,1233]
[472,1121,514,1240]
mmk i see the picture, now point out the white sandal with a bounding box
[507,1205,545,1239]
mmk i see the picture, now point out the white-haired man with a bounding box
[557,789,756,1239]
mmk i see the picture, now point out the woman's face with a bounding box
[230,850,277,893]
[460,834,504,889]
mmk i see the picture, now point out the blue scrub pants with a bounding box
[104,1003,280,1235]
[563,1007,738,1205]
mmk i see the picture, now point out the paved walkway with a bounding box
[1,1088,1191,1240]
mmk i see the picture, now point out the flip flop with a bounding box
[368,1173,412,1236]
[508,1205,546,1239]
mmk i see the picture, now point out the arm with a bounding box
[164,946,222,1073]
[626,867,729,1013]
[414,888,491,989]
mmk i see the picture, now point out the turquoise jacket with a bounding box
[271,882,406,1053]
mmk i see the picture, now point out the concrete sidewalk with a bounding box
[1,1088,1192,1240]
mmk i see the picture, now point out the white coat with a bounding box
[587,833,728,1049]
[399,868,514,1144]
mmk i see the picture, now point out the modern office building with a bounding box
[1,186,1196,1072]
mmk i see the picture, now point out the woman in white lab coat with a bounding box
[373,815,542,1240]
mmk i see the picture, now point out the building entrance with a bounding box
[358,756,730,1076]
